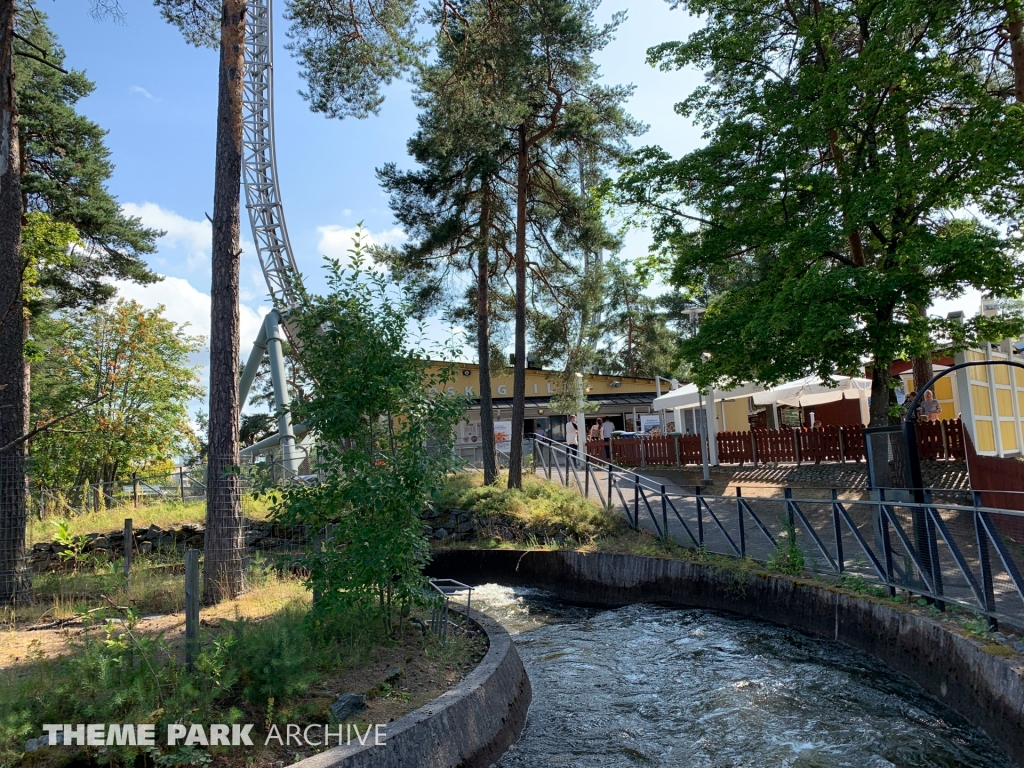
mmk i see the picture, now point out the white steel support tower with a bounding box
[237,0,304,472]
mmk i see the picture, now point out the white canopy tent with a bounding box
[651,381,764,411]
[752,375,872,412]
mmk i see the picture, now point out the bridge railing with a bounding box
[530,434,1024,631]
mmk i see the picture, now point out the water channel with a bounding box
[472,584,1010,768]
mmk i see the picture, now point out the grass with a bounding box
[0,552,299,630]
[26,496,275,545]
[435,471,629,545]
[1,573,486,768]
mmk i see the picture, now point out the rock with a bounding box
[422,524,433,537]
[1014,641,1024,654]
[139,541,153,553]
[455,521,475,534]
[434,528,449,540]
[329,693,366,721]
[25,731,63,751]
[384,666,402,684]
[24,738,42,752]
[89,537,110,550]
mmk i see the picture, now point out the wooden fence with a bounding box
[583,419,965,468]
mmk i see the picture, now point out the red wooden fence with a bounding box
[574,419,962,469]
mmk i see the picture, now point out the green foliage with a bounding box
[0,600,390,767]
[50,520,92,568]
[437,471,627,543]
[266,230,466,631]
[766,515,804,576]
[29,300,204,489]
[617,0,1024,415]
[15,5,160,313]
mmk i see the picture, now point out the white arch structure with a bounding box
[237,0,304,470]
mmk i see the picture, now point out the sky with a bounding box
[42,0,982,411]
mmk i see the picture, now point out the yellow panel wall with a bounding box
[939,402,956,420]
[721,398,750,432]
[971,384,992,416]
[997,388,1014,417]
[1000,421,1019,452]
[994,364,1010,386]
[976,420,996,452]
[934,378,953,399]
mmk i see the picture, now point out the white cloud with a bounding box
[123,202,211,271]
[316,225,406,271]
[114,276,269,414]
[129,85,154,100]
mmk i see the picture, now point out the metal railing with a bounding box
[530,435,1024,630]
[429,578,473,641]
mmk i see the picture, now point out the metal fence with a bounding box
[530,435,1024,631]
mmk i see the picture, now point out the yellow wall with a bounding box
[426,362,658,400]
[721,398,751,432]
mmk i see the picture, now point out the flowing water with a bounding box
[470,585,1010,768]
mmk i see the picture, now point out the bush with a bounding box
[436,471,627,543]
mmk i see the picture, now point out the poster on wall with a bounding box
[461,421,480,444]
[493,421,512,451]
[639,414,662,436]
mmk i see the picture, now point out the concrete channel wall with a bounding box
[292,608,530,768]
[426,548,1024,768]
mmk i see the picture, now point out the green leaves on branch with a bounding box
[266,230,466,631]
[618,0,1024,399]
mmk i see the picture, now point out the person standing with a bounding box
[921,390,942,422]
[566,415,578,462]
[601,416,614,459]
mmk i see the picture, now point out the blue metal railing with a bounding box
[529,435,1024,631]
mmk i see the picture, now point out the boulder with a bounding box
[434,528,449,540]
[329,693,366,722]
[384,666,402,684]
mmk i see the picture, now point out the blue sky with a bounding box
[44,0,705,353]
[43,0,979,405]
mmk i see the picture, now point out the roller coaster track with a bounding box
[238,0,303,465]
[242,0,301,319]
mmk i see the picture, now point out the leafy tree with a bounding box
[618,0,1024,426]
[266,234,465,632]
[596,257,679,379]
[412,0,638,488]
[29,300,203,491]
[0,0,146,604]
[16,7,161,314]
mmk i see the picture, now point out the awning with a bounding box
[753,375,872,408]
[652,381,764,411]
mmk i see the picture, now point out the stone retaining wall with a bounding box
[292,607,530,768]
[427,548,1024,768]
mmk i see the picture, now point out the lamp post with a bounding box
[682,308,712,483]
[574,372,586,467]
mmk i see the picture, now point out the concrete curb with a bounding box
[292,607,530,768]
[427,548,1024,768]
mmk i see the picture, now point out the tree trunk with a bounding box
[1008,5,1024,103]
[476,177,497,485]
[507,126,529,489]
[204,0,246,604]
[0,0,28,605]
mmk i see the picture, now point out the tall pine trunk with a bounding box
[1008,5,1024,103]
[0,0,27,605]
[204,0,246,603]
[911,304,934,395]
[507,126,529,489]
[476,176,497,485]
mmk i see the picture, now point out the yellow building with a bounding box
[953,341,1024,457]
[426,362,663,444]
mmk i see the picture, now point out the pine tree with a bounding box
[156,0,247,602]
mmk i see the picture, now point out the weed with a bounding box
[766,515,804,575]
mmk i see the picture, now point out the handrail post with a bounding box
[695,485,704,546]
[924,489,945,611]
[736,487,746,557]
[546,442,552,480]
[838,428,846,463]
[179,466,186,503]
[878,488,896,596]
[674,435,681,468]
[132,472,139,508]
[640,438,646,469]
[831,489,844,573]
[974,491,998,630]
[584,455,590,498]
[661,485,668,543]
[633,474,640,529]
[607,462,613,505]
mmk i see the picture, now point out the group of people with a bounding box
[905,389,943,421]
